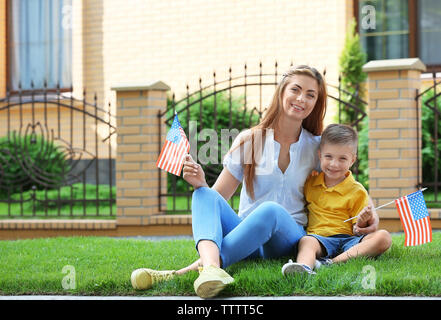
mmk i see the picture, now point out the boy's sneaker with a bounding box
[131,268,176,290]
[314,258,333,270]
[194,265,234,299]
[282,259,316,275]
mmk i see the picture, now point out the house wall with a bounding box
[75,0,354,124]
[2,0,354,157]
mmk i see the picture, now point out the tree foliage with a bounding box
[338,17,368,125]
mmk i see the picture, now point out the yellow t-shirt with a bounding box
[304,171,369,237]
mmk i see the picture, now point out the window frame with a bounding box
[354,0,441,73]
[5,0,72,94]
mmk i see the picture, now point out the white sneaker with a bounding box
[282,259,316,276]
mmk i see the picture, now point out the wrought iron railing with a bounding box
[417,73,441,206]
[158,62,367,215]
[0,83,116,218]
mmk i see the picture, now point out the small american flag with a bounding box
[395,190,432,246]
[156,113,190,176]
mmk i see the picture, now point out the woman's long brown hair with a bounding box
[233,65,327,199]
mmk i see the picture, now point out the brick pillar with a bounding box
[112,82,169,226]
[363,58,426,219]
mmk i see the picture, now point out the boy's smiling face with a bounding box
[318,143,356,187]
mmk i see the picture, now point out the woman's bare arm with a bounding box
[212,168,241,201]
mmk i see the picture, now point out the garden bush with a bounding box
[421,87,441,187]
[337,17,367,125]
[338,17,369,190]
[0,134,70,197]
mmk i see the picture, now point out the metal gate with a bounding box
[417,73,441,206]
[0,84,116,218]
[158,62,367,214]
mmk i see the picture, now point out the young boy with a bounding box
[282,124,392,275]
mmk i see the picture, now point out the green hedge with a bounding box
[0,134,70,197]
[421,87,441,187]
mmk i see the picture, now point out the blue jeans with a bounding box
[191,187,306,268]
[307,234,366,259]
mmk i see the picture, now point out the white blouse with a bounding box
[223,127,321,226]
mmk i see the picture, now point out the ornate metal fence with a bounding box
[417,73,441,206]
[0,84,116,218]
[158,62,367,215]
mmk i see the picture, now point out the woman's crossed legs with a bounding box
[191,187,306,270]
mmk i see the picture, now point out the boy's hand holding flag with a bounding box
[344,188,432,247]
[156,113,190,176]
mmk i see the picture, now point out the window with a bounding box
[8,0,72,91]
[356,0,441,72]
[358,0,409,60]
[418,0,441,66]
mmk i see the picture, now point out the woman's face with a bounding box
[281,74,319,122]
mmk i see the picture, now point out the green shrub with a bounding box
[421,87,441,187]
[0,134,70,197]
[356,116,369,190]
[338,17,369,190]
[337,17,368,125]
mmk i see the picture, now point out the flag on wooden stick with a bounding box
[395,190,432,246]
[156,113,190,176]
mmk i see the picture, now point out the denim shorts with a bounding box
[307,233,366,259]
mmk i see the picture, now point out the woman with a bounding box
[131,65,379,298]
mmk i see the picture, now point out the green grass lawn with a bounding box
[0,184,116,219]
[0,232,440,297]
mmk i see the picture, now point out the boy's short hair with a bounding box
[320,124,358,154]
